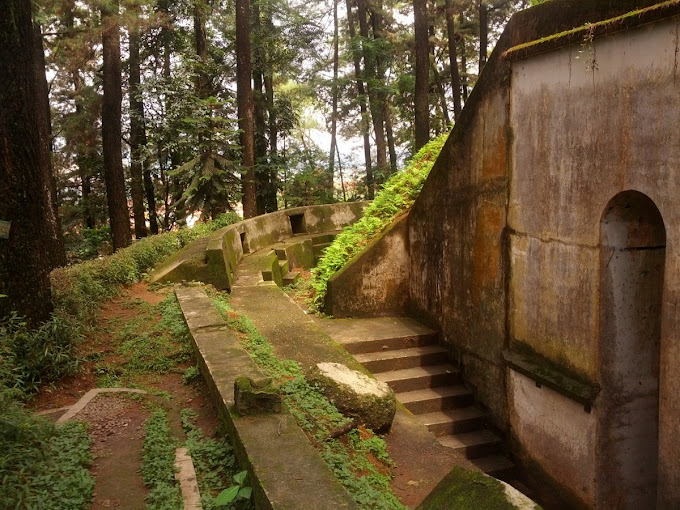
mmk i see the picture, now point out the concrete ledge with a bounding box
[175,286,357,510]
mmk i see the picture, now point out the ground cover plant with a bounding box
[212,292,407,510]
[0,390,94,509]
[309,133,447,311]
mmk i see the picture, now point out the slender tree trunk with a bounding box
[194,0,209,97]
[129,11,148,239]
[263,72,278,212]
[336,143,346,202]
[236,0,256,218]
[478,0,488,74]
[253,70,268,214]
[0,0,62,323]
[364,0,388,183]
[432,62,450,130]
[445,0,462,120]
[101,0,131,250]
[459,13,468,101]
[33,22,66,267]
[413,0,429,151]
[384,102,397,173]
[328,0,340,201]
[346,0,373,199]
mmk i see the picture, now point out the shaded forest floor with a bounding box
[29,283,222,509]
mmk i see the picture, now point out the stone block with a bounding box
[308,362,396,432]
[234,377,282,415]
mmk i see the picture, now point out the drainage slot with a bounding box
[289,213,307,234]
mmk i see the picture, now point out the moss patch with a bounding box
[504,1,680,61]
[416,466,518,510]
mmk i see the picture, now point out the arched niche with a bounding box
[597,190,665,509]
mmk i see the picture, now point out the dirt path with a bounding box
[31,283,220,510]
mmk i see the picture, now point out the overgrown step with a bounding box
[470,454,516,480]
[417,407,487,436]
[375,364,461,393]
[282,271,300,287]
[397,385,474,414]
[342,331,438,355]
[437,430,502,459]
[355,345,448,373]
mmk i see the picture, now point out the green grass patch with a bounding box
[310,134,447,311]
[93,293,193,388]
[141,409,182,510]
[181,408,253,509]
[212,293,406,509]
[0,392,94,509]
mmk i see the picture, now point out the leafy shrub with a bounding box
[310,133,447,310]
[0,313,81,397]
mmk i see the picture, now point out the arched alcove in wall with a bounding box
[597,190,665,509]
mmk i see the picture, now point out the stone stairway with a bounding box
[327,317,515,479]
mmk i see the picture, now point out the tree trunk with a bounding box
[0,0,62,323]
[345,0,373,199]
[413,0,429,151]
[365,0,388,183]
[328,0,340,200]
[460,13,468,101]
[194,0,209,98]
[102,0,131,250]
[254,69,268,214]
[129,11,148,239]
[263,72,278,212]
[445,0,462,120]
[33,22,66,267]
[236,0,257,218]
[478,0,488,74]
[384,102,397,173]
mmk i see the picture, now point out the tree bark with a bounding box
[328,0,340,200]
[0,0,62,323]
[445,0,462,120]
[236,0,257,218]
[263,72,278,212]
[414,0,429,151]
[33,22,66,267]
[101,0,131,250]
[194,0,209,98]
[365,0,388,182]
[129,10,148,238]
[478,0,488,74]
[345,0,373,199]
[459,13,468,101]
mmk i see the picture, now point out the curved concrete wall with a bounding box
[150,202,368,290]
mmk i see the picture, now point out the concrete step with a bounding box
[313,242,332,262]
[278,259,289,274]
[342,331,438,355]
[471,454,516,479]
[355,345,448,373]
[275,248,287,260]
[397,385,474,414]
[310,234,336,246]
[282,271,300,287]
[437,430,502,459]
[417,407,487,436]
[375,364,461,393]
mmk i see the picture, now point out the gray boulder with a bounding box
[309,362,396,432]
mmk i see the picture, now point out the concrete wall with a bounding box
[325,214,410,318]
[508,12,680,509]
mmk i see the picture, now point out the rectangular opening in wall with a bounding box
[240,232,247,253]
[289,213,307,235]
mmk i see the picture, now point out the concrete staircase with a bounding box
[335,318,514,479]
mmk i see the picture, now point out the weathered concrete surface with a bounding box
[175,286,357,509]
[309,362,396,432]
[229,252,478,507]
[507,10,680,508]
[325,214,410,318]
[175,447,203,510]
[150,203,367,290]
[56,388,147,424]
